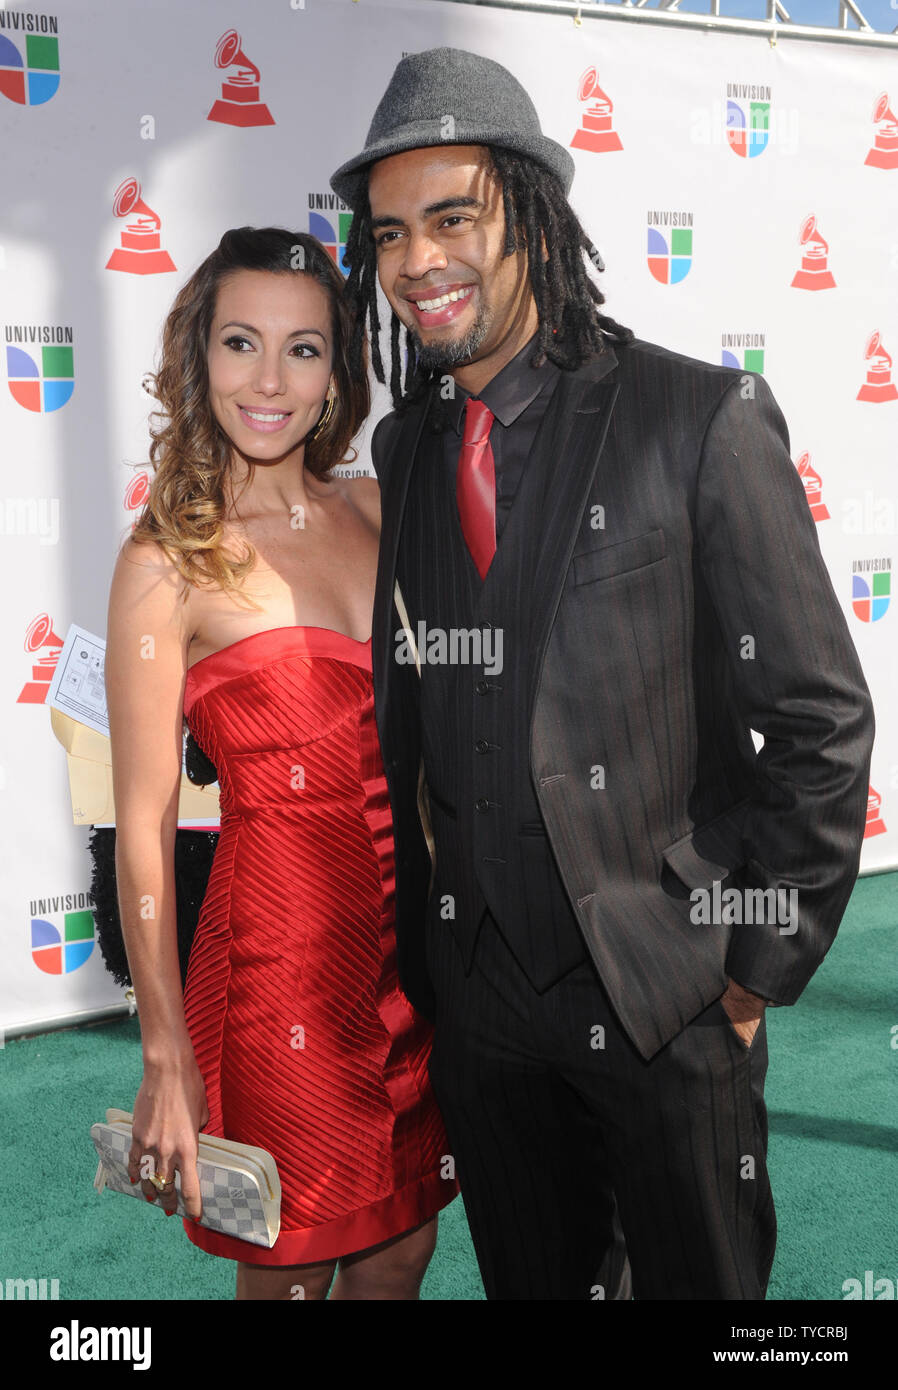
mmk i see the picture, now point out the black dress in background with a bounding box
[87,729,219,989]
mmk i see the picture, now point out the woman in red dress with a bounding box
[105,226,457,1299]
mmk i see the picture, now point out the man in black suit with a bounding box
[330,48,875,1300]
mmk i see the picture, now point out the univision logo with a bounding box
[646,211,693,285]
[308,194,352,277]
[725,83,771,159]
[31,907,94,974]
[721,332,765,374]
[0,13,59,106]
[6,325,74,412]
[851,557,891,622]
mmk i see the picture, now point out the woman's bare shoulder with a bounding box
[122,530,208,582]
[115,532,181,573]
[340,473,380,524]
[109,534,192,631]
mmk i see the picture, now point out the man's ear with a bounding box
[540,230,549,263]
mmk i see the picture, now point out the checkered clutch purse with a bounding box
[90,1108,281,1249]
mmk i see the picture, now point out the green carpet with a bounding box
[2,872,894,1300]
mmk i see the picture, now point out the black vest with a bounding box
[397,387,587,989]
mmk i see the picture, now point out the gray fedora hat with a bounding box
[330,46,575,210]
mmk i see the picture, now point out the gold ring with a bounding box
[149,1172,173,1192]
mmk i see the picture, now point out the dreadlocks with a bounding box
[341,143,635,412]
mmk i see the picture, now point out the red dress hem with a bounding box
[181,1169,458,1266]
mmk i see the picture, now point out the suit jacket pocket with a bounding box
[572,527,667,587]
[660,798,751,890]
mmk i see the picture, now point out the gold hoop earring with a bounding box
[311,385,336,441]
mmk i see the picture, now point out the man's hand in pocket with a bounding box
[720,977,767,1049]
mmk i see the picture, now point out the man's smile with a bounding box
[405,283,476,328]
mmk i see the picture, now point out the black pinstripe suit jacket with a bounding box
[369,336,875,1060]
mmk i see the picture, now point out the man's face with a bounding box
[367,145,537,382]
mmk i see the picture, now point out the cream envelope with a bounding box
[50,706,220,827]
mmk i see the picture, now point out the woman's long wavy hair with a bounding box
[130,226,370,603]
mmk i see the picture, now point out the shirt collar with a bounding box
[439,332,559,434]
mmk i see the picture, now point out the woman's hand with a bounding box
[127,1056,209,1220]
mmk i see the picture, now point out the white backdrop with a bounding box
[2,0,895,1033]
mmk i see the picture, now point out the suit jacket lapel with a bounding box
[527,349,621,699]
[372,397,430,729]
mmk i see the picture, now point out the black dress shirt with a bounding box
[430,332,561,539]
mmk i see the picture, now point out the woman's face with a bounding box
[206,268,334,469]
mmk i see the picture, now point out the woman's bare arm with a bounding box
[105,536,207,1217]
[106,536,191,1058]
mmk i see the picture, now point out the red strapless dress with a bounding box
[180,625,457,1265]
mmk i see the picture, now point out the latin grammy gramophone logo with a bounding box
[864,785,886,838]
[790,215,836,291]
[795,453,830,522]
[17,612,63,704]
[726,85,770,158]
[570,67,622,153]
[105,178,176,276]
[124,471,150,525]
[864,92,898,170]
[207,29,274,127]
[856,330,898,403]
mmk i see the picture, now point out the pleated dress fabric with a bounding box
[180,625,457,1265]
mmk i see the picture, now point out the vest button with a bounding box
[474,679,489,695]
[475,797,489,813]
[475,739,489,754]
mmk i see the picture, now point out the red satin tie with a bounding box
[456,398,497,580]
